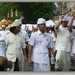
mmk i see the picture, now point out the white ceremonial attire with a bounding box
[20,29,29,42]
[0,35,6,57]
[54,26,74,71]
[0,34,7,71]
[18,29,30,71]
[55,26,73,52]
[0,30,8,38]
[21,24,26,30]
[50,32,56,51]
[29,30,53,71]
[4,32,26,62]
[4,32,26,71]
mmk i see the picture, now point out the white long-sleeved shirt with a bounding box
[4,32,26,62]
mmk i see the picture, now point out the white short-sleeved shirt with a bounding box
[50,32,56,51]
[29,30,53,64]
[19,29,29,53]
[21,24,25,30]
[4,32,26,62]
[6,30,10,34]
[0,30,8,37]
[20,29,29,42]
[55,26,74,52]
[0,35,6,57]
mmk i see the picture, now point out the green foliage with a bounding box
[18,2,56,23]
[0,2,57,23]
[0,2,20,21]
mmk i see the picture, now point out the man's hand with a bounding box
[59,15,64,21]
[51,48,54,55]
[28,58,33,66]
[7,61,12,68]
[24,57,28,62]
[72,16,75,20]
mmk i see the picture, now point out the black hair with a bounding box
[10,27,16,32]
[50,26,55,31]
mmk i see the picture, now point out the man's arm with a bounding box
[22,48,28,62]
[70,38,74,46]
[48,48,51,59]
[28,45,33,66]
[55,15,64,30]
[68,17,75,32]
[48,48,54,59]
[54,31,57,38]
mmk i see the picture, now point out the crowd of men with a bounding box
[0,12,75,72]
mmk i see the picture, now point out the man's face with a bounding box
[2,27,5,30]
[38,23,46,31]
[62,21,68,27]
[16,25,21,33]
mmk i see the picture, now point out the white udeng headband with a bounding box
[37,18,46,25]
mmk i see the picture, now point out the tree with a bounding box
[0,2,57,23]
[19,2,56,23]
[0,2,20,21]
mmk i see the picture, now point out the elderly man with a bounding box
[4,21,27,71]
[14,19,30,71]
[54,15,74,71]
[28,18,54,71]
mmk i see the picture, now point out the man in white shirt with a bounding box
[14,19,30,71]
[4,21,27,71]
[54,15,74,71]
[0,25,8,38]
[0,34,12,71]
[28,18,54,71]
[19,29,30,71]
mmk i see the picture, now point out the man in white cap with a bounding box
[54,15,74,71]
[46,21,56,71]
[6,25,11,34]
[28,18,54,71]
[4,21,27,71]
[0,25,8,38]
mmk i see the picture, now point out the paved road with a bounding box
[24,62,33,71]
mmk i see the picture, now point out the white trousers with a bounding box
[55,50,70,71]
[33,62,50,72]
[18,53,25,71]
